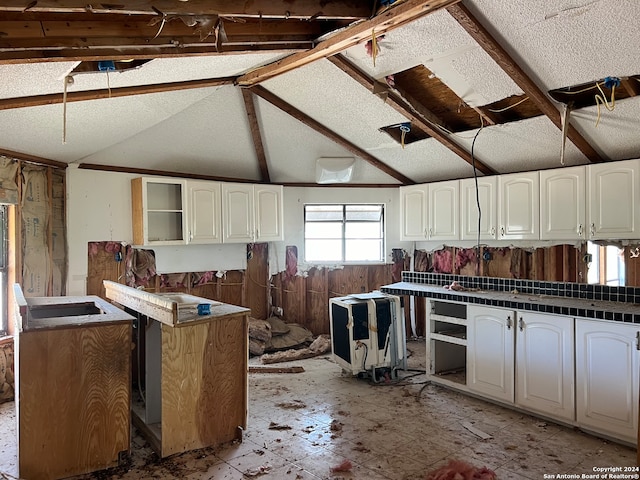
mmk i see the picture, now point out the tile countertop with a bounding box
[381,281,640,324]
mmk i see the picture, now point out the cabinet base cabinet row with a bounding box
[427,303,639,446]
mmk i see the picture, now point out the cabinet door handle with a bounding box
[636,331,640,351]
[577,224,583,236]
[429,227,433,238]
[500,226,505,237]
[590,223,595,237]
[518,317,524,331]
[424,229,428,239]
[506,316,512,330]
[490,226,496,236]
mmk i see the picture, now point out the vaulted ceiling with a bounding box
[1,0,639,186]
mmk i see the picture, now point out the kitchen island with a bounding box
[104,281,250,458]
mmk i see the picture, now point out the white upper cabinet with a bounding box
[255,184,284,242]
[587,158,640,239]
[399,185,428,241]
[428,180,459,241]
[221,183,284,243]
[540,166,586,240]
[222,183,254,243]
[132,177,187,246]
[498,171,540,240]
[460,176,497,241]
[186,180,222,244]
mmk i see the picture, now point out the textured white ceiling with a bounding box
[254,97,399,184]
[466,0,640,90]
[79,85,262,180]
[1,1,640,184]
[340,8,523,106]
[0,53,288,99]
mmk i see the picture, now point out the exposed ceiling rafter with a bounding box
[446,3,606,163]
[249,85,414,185]
[241,89,271,183]
[0,77,236,111]
[0,0,372,19]
[328,55,496,176]
[236,0,462,87]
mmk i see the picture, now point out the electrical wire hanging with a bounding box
[62,75,73,144]
[399,123,411,149]
[486,96,529,113]
[471,116,485,276]
[594,76,620,127]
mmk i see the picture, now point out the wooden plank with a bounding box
[81,163,253,184]
[160,313,247,456]
[248,366,304,374]
[305,267,329,335]
[17,323,131,479]
[328,55,496,175]
[242,89,270,183]
[246,243,269,319]
[0,77,235,111]
[237,0,461,86]
[447,3,605,164]
[87,242,124,299]
[0,1,372,19]
[250,85,415,185]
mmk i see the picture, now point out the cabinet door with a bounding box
[576,319,639,443]
[516,312,574,421]
[460,177,497,240]
[132,177,187,246]
[588,159,640,239]
[540,166,586,240]
[222,183,254,243]
[498,172,539,240]
[187,181,222,244]
[255,185,284,242]
[428,180,459,241]
[467,305,515,403]
[399,185,428,241]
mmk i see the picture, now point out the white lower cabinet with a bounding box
[576,319,639,443]
[467,305,514,403]
[515,312,575,422]
[468,306,574,421]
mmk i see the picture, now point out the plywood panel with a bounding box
[218,270,246,307]
[87,241,125,298]
[161,315,247,457]
[17,324,130,480]
[246,243,269,320]
[305,267,329,335]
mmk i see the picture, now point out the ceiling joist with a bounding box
[446,3,606,163]
[0,77,236,111]
[0,0,372,19]
[236,0,461,86]
[249,85,414,185]
[328,55,496,176]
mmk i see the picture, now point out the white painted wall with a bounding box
[66,167,409,295]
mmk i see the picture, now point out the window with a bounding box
[587,241,625,286]
[304,204,384,263]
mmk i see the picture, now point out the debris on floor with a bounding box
[426,459,496,480]
[329,459,353,473]
[261,334,330,364]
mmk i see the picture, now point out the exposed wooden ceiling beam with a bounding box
[0,148,67,168]
[328,55,496,176]
[242,89,271,183]
[237,0,461,86]
[249,85,415,185]
[621,77,640,97]
[0,1,372,19]
[78,163,258,184]
[447,3,606,163]
[0,77,235,111]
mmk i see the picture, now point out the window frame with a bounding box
[303,203,386,265]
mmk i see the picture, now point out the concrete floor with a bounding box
[0,339,636,479]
